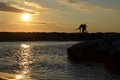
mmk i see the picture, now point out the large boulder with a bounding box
[103,33,120,45]
[67,33,120,74]
[67,39,111,62]
[104,48,120,74]
[111,41,120,49]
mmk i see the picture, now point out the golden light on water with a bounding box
[14,43,33,79]
[21,44,30,48]
[16,75,23,79]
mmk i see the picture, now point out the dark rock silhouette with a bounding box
[67,39,111,62]
[67,33,120,74]
[104,49,120,74]
[0,32,104,41]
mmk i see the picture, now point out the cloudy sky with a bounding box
[0,0,120,32]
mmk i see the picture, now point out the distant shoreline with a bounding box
[0,32,119,42]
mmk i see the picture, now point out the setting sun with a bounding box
[22,13,31,22]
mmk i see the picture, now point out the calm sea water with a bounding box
[0,41,117,80]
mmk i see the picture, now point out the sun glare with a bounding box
[16,75,23,79]
[22,13,31,22]
[21,44,30,48]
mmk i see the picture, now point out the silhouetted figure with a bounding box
[75,23,88,33]
[82,23,88,33]
[75,24,83,32]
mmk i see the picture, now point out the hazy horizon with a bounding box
[0,0,120,33]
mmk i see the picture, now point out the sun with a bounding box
[22,13,31,22]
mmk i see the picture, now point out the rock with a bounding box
[111,41,120,49]
[67,33,120,74]
[103,33,120,45]
[67,39,110,62]
[104,48,120,74]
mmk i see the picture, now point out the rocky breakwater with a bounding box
[67,33,120,74]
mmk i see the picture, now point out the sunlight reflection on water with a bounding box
[14,44,33,79]
[0,42,115,80]
[16,74,23,79]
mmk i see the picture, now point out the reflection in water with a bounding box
[14,44,33,79]
[16,74,23,79]
[21,44,30,48]
[0,42,114,80]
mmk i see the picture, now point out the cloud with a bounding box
[0,2,35,14]
[0,20,8,24]
[60,0,114,12]
[64,0,81,4]
[0,0,59,14]
[15,21,47,25]
[0,19,47,25]
[23,1,47,9]
[61,0,93,10]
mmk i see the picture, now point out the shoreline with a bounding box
[0,32,119,41]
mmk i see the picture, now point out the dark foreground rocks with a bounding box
[104,49,120,74]
[67,39,111,62]
[67,33,120,74]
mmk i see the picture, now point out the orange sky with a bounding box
[0,0,120,32]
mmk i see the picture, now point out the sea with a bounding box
[0,41,119,80]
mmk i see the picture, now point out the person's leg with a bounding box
[82,28,84,33]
